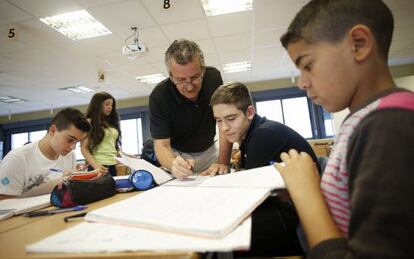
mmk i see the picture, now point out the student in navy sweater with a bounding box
[211,81,318,256]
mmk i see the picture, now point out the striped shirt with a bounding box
[321,91,414,236]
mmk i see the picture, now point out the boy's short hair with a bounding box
[280,0,394,61]
[165,39,205,70]
[50,108,90,133]
[211,82,253,113]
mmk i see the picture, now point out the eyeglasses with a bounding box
[171,72,204,87]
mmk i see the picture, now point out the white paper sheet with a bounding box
[85,186,269,238]
[163,175,210,187]
[199,165,285,190]
[26,217,251,253]
[116,154,173,185]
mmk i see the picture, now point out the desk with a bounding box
[0,192,197,259]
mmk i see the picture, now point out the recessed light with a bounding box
[0,96,25,103]
[40,10,111,41]
[201,0,253,16]
[59,85,94,94]
[223,61,252,73]
[136,74,166,86]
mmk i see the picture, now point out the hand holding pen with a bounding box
[171,152,195,179]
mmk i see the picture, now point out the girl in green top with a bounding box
[81,92,121,176]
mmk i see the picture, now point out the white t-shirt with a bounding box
[0,141,76,196]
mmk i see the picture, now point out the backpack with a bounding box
[140,139,160,167]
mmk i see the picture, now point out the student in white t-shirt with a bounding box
[0,108,90,200]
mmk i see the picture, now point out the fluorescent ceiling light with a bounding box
[59,85,94,94]
[201,0,253,16]
[40,10,111,41]
[136,74,166,86]
[223,61,252,73]
[0,96,25,103]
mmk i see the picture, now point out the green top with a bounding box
[92,127,118,165]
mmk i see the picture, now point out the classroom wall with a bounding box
[1,63,413,126]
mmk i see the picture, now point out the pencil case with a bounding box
[69,171,99,180]
[114,169,156,192]
[50,174,116,208]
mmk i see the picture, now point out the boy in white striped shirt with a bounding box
[277,0,414,258]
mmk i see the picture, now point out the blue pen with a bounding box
[24,205,87,217]
[49,168,64,173]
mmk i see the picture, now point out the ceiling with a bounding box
[1,0,414,117]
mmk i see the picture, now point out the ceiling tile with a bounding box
[214,33,252,52]
[0,1,33,25]
[141,0,204,25]
[162,19,210,41]
[207,11,252,37]
[10,0,82,17]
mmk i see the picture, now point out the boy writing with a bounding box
[0,108,91,200]
[211,81,318,256]
[277,0,414,258]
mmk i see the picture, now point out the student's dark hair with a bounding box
[210,82,253,113]
[280,0,394,61]
[86,92,121,152]
[165,39,205,71]
[50,108,90,133]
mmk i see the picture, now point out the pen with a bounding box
[178,152,195,173]
[49,168,64,173]
[24,205,87,217]
[64,212,87,222]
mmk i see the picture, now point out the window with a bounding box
[256,96,313,138]
[2,106,150,160]
[282,97,313,138]
[75,118,144,161]
[11,130,47,149]
[29,130,47,142]
[120,118,143,155]
[322,109,335,137]
[256,100,283,123]
[74,143,84,161]
[11,132,28,149]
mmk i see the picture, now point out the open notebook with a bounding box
[0,194,50,220]
[85,165,284,238]
[85,186,268,238]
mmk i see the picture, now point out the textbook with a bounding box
[0,194,51,221]
[85,186,269,238]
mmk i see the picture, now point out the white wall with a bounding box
[332,108,350,135]
[395,75,414,91]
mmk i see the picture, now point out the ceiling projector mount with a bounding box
[123,27,147,59]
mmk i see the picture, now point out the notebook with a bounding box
[0,194,51,221]
[85,186,269,238]
[85,163,284,238]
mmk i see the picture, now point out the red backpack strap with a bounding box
[378,91,414,111]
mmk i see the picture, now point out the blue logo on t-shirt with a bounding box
[1,177,10,186]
